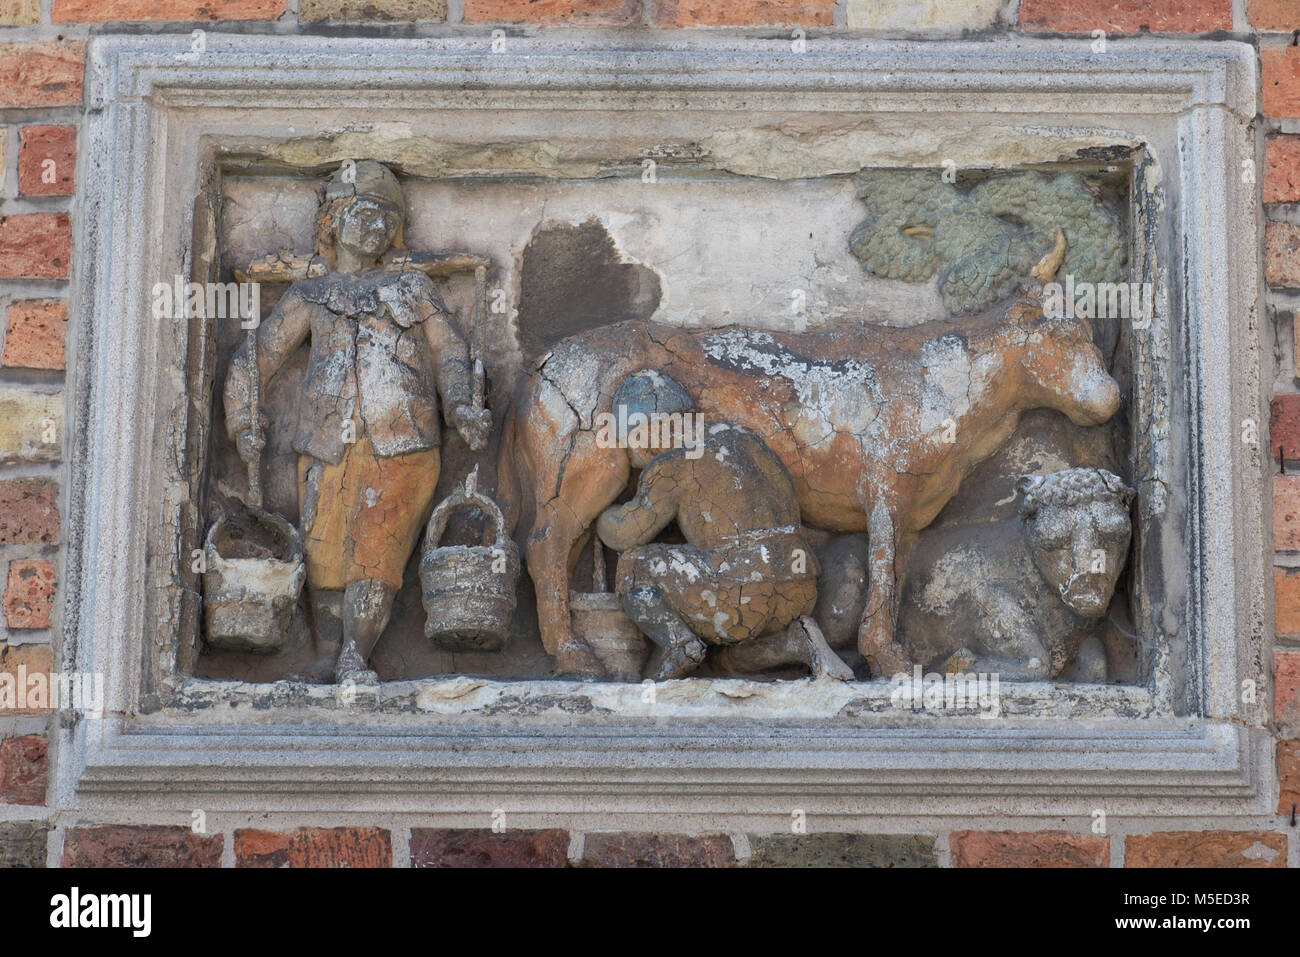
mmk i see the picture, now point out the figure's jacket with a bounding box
[224,269,472,464]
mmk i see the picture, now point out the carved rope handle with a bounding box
[424,483,510,552]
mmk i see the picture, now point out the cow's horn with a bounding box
[1030,228,1067,282]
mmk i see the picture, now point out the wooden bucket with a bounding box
[203,507,306,655]
[420,471,520,652]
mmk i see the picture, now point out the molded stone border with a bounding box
[56,33,1272,823]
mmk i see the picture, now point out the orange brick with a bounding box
[0,479,58,545]
[462,0,640,23]
[1275,475,1300,549]
[1277,650,1300,727]
[0,215,71,280]
[1265,135,1300,204]
[18,126,75,197]
[2,560,55,630]
[1126,830,1286,867]
[1,300,67,371]
[1263,45,1300,119]
[0,735,46,805]
[0,644,54,715]
[0,41,84,109]
[651,0,834,26]
[1275,567,1300,635]
[949,830,1109,867]
[1280,739,1300,815]
[62,826,222,867]
[52,0,285,21]
[1248,0,1299,31]
[1018,0,1231,33]
[0,0,39,25]
[1266,222,1300,289]
[235,827,392,867]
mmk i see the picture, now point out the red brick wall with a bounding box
[1,0,1295,868]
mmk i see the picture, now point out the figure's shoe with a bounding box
[652,636,707,681]
[334,643,378,686]
[554,638,608,680]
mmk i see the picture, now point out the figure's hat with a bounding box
[324,160,405,213]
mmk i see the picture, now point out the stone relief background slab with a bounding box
[52,34,1270,822]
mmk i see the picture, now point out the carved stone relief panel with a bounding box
[193,152,1144,690]
[63,36,1268,821]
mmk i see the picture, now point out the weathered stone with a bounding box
[0,214,71,279]
[1018,0,1231,33]
[52,0,285,21]
[747,833,937,867]
[62,825,223,867]
[2,300,67,370]
[0,645,54,714]
[0,389,63,466]
[0,41,85,108]
[235,826,392,867]
[0,479,58,545]
[1275,476,1300,550]
[846,0,1000,31]
[410,828,569,867]
[1125,830,1286,868]
[949,830,1109,867]
[1264,135,1300,204]
[0,735,47,805]
[301,0,446,19]
[0,0,39,25]
[0,821,47,867]
[1276,568,1300,636]
[1263,46,1300,119]
[580,832,735,867]
[18,126,75,197]
[1248,0,1298,31]
[652,0,833,26]
[1277,651,1300,729]
[463,0,639,23]
[3,560,55,630]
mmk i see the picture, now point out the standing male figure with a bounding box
[225,161,491,683]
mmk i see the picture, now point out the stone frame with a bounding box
[55,32,1274,826]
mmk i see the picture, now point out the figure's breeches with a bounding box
[614,531,818,645]
[298,439,441,591]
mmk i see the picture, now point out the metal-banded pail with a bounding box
[420,479,520,652]
[203,507,306,654]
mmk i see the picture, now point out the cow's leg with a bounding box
[525,433,629,678]
[858,499,911,677]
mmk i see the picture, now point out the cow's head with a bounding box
[1010,230,1121,427]
[1018,468,1134,618]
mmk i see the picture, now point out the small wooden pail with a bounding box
[203,507,306,655]
[420,470,521,652]
[569,539,649,682]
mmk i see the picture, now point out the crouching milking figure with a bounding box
[594,372,824,679]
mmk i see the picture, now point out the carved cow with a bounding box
[497,241,1121,678]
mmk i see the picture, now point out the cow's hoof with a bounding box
[555,638,609,680]
[864,643,911,679]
